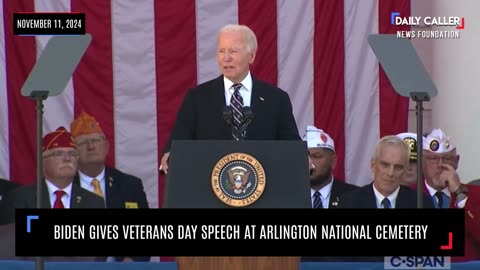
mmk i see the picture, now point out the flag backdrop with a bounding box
[0,0,411,210]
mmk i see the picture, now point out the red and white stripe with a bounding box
[1,0,410,210]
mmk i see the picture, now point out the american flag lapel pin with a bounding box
[259,97,264,101]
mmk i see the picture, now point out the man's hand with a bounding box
[159,152,170,175]
[439,163,461,193]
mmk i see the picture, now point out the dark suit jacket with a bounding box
[163,75,301,153]
[304,183,434,262]
[74,167,150,262]
[337,182,434,209]
[0,178,20,198]
[328,178,358,208]
[74,167,149,209]
[0,180,105,226]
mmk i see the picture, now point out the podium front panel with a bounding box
[163,140,311,208]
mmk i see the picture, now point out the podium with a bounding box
[176,257,299,270]
[164,140,311,270]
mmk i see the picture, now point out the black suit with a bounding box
[303,183,434,262]
[74,167,149,209]
[74,167,150,262]
[328,178,358,208]
[338,182,434,209]
[0,178,20,198]
[0,180,105,226]
[163,75,300,153]
[301,179,357,262]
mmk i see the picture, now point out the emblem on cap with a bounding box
[429,140,439,152]
[211,153,266,207]
[320,133,328,144]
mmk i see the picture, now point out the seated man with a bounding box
[303,125,357,208]
[421,128,480,262]
[338,135,433,209]
[396,132,419,186]
[70,111,150,262]
[0,126,104,226]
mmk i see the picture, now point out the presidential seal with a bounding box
[211,153,266,207]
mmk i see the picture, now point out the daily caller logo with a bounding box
[391,12,464,39]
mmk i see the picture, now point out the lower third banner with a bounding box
[15,208,464,257]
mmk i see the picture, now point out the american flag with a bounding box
[0,0,410,212]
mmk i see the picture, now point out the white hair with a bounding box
[218,24,258,53]
[372,135,410,163]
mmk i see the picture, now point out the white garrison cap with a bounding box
[303,125,335,152]
[396,132,418,160]
[423,128,456,153]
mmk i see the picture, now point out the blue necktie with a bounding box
[381,198,391,209]
[230,83,244,140]
[435,192,450,208]
[313,191,323,208]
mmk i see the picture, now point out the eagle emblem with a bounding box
[227,166,251,194]
[211,152,266,207]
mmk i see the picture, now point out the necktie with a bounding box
[91,178,104,198]
[435,192,444,208]
[381,198,391,209]
[53,190,65,209]
[313,191,323,208]
[230,83,244,141]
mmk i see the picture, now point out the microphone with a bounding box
[223,106,233,126]
[242,106,254,127]
[239,107,254,135]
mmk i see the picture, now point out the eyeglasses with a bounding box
[76,137,104,148]
[43,151,79,159]
[424,155,456,163]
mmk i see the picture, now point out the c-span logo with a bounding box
[211,153,266,207]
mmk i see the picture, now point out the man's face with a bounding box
[74,133,109,166]
[371,144,408,195]
[43,147,78,180]
[423,149,459,189]
[402,160,418,185]
[309,147,336,186]
[217,30,256,83]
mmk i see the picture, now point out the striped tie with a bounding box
[313,191,323,208]
[230,83,244,140]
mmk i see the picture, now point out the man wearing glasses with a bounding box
[422,128,480,262]
[70,111,149,262]
[0,126,105,225]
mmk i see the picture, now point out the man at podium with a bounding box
[160,24,300,175]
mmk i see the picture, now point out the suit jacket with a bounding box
[0,180,105,226]
[74,167,150,262]
[306,183,433,262]
[0,178,20,198]
[337,182,434,209]
[163,75,301,153]
[301,179,358,262]
[328,179,358,208]
[74,167,149,209]
[413,181,480,262]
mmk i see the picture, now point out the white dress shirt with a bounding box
[372,184,400,208]
[224,72,253,107]
[45,180,72,208]
[310,176,334,208]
